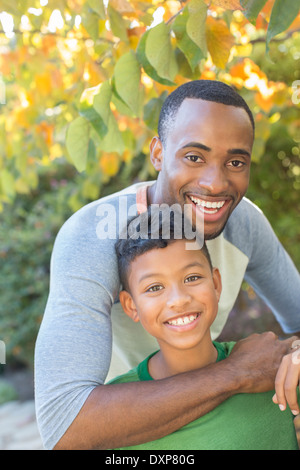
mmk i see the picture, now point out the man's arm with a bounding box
[54,332,296,450]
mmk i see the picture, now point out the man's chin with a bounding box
[204,224,226,241]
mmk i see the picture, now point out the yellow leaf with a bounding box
[204,0,243,9]
[109,0,135,13]
[99,152,120,176]
[206,16,235,69]
[15,178,30,194]
[35,72,52,96]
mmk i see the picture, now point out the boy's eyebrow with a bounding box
[137,261,207,283]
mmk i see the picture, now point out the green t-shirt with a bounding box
[108,341,299,450]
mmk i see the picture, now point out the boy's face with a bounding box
[119,240,221,352]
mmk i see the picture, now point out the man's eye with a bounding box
[186,155,202,163]
[228,160,245,168]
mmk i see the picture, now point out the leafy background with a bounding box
[0,0,299,370]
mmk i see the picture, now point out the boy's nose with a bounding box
[166,287,192,311]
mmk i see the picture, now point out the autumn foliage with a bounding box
[0,0,299,208]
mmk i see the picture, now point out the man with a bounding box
[34,80,300,450]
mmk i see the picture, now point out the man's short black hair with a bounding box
[157,79,255,146]
[115,206,212,293]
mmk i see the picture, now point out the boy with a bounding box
[111,208,299,450]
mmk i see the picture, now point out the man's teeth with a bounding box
[167,313,199,326]
[189,196,225,213]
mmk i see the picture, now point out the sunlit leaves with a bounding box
[206,16,234,68]
[186,0,207,55]
[266,0,300,49]
[114,51,142,116]
[136,29,175,85]
[240,0,268,24]
[0,0,299,203]
[66,116,90,172]
[145,22,178,82]
[173,7,204,71]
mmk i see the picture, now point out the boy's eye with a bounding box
[147,285,163,293]
[185,275,201,283]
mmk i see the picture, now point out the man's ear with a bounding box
[149,136,163,172]
[119,290,139,322]
[212,268,222,302]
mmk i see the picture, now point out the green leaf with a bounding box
[137,30,175,86]
[107,4,129,43]
[79,84,108,138]
[114,51,142,117]
[87,0,106,19]
[144,91,168,131]
[240,0,268,24]
[266,0,300,48]
[186,0,207,56]
[93,80,112,126]
[145,22,178,82]
[0,170,15,198]
[81,6,100,41]
[66,116,90,172]
[98,113,125,154]
[173,7,204,71]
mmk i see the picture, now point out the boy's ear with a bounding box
[149,136,163,172]
[212,268,222,302]
[119,290,139,323]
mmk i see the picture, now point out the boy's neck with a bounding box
[148,334,218,380]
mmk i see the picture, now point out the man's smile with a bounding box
[185,193,233,222]
[188,195,226,214]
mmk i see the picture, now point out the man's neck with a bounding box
[146,181,158,206]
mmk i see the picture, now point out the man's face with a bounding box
[151,99,253,240]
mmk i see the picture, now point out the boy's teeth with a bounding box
[189,196,225,211]
[167,314,198,326]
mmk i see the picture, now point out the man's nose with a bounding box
[198,164,228,195]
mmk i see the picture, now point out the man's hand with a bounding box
[228,331,299,394]
[272,339,300,416]
[54,331,298,449]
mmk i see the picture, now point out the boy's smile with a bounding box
[119,239,222,378]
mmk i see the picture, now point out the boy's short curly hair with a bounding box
[115,206,212,292]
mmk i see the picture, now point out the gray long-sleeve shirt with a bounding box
[34,182,300,449]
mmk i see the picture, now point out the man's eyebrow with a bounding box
[181,142,211,152]
[181,142,251,159]
[228,148,251,159]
